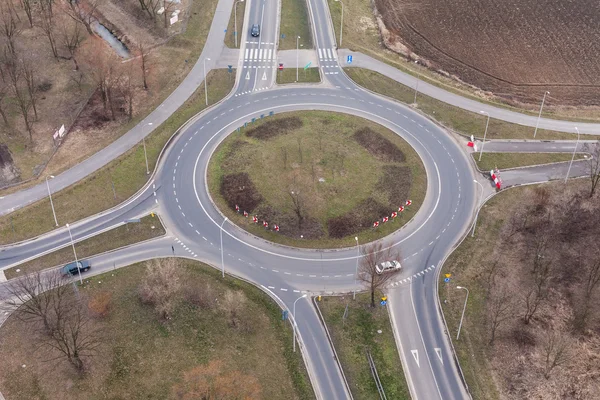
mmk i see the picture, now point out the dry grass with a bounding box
[318,293,410,399]
[207,111,426,248]
[279,0,313,50]
[440,179,600,399]
[4,214,165,280]
[473,152,586,172]
[0,69,234,245]
[276,68,321,84]
[0,260,314,399]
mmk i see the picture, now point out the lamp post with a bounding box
[204,57,211,106]
[45,175,58,227]
[456,286,469,340]
[533,91,549,138]
[293,294,307,352]
[220,217,228,278]
[471,180,484,237]
[234,0,245,48]
[334,0,344,48]
[565,127,580,184]
[296,36,301,82]
[65,223,83,285]
[478,110,490,162]
[413,66,420,104]
[353,236,359,300]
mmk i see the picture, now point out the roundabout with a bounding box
[206,110,427,248]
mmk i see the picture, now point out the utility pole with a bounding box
[533,91,549,138]
[478,111,490,162]
[565,127,580,183]
[456,286,469,340]
[45,175,58,227]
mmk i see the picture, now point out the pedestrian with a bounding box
[171,245,175,255]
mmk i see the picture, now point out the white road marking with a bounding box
[411,350,420,367]
[435,348,443,364]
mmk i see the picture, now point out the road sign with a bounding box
[445,273,451,278]
[347,55,353,64]
[281,33,286,39]
[444,277,450,283]
[228,64,233,73]
[304,61,312,70]
[282,310,288,320]
[380,300,387,306]
[279,63,284,70]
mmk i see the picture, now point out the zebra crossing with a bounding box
[244,47,277,62]
[317,47,337,61]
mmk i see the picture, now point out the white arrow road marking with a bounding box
[435,348,443,364]
[411,350,420,367]
[245,71,250,80]
[262,71,267,80]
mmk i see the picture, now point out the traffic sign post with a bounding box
[347,55,353,64]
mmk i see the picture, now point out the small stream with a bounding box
[92,21,130,59]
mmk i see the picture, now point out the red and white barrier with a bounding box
[490,169,502,189]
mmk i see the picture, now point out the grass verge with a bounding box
[276,67,321,84]
[225,0,247,48]
[207,110,426,249]
[279,0,313,50]
[345,68,597,141]
[0,69,235,245]
[326,0,600,122]
[0,259,314,399]
[317,293,410,399]
[4,214,165,280]
[473,152,586,171]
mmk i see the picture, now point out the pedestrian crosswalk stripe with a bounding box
[244,48,249,60]
[326,48,332,59]
[318,48,323,59]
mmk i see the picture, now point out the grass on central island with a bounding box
[0,260,314,400]
[208,111,426,248]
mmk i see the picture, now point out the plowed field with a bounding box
[375,0,600,106]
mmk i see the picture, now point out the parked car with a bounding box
[62,260,91,276]
[375,260,401,275]
[250,24,260,37]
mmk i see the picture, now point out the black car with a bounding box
[251,24,260,37]
[62,260,91,276]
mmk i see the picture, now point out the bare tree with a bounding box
[588,144,600,197]
[162,0,177,29]
[574,254,600,331]
[63,0,102,36]
[288,189,304,229]
[40,0,55,16]
[358,242,401,307]
[82,39,121,120]
[21,57,38,119]
[523,257,551,324]
[61,20,83,70]
[138,258,181,320]
[137,42,150,90]
[542,331,572,379]
[0,77,10,126]
[20,0,34,27]
[121,60,136,120]
[0,3,21,57]
[2,50,34,140]
[487,285,512,345]
[37,4,59,59]
[137,0,161,19]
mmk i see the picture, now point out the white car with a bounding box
[376,260,402,275]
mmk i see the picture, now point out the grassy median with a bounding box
[4,214,165,280]
[473,152,586,171]
[279,0,313,50]
[0,259,314,399]
[276,67,321,84]
[318,293,410,399]
[0,70,234,245]
[344,68,597,141]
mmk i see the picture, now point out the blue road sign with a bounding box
[282,310,288,320]
[228,65,233,73]
[444,277,450,283]
[281,33,286,39]
[224,29,227,33]
[347,55,353,64]
[269,111,274,116]
[251,117,256,123]
[261,114,264,119]
[380,300,387,306]
[244,122,248,128]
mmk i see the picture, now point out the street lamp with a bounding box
[565,126,580,184]
[292,294,308,352]
[533,91,549,138]
[65,223,83,285]
[478,111,490,162]
[296,36,301,82]
[45,175,58,227]
[353,236,359,300]
[456,286,469,340]
[471,180,484,237]
[142,137,149,175]
[204,57,211,106]
[334,0,344,48]
[234,0,245,48]
[220,217,228,278]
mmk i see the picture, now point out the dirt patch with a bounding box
[378,165,411,204]
[254,204,323,239]
[374,0,600,106]
[327,197,392,238]
[245,117,303,140]
[353,128,406,163]
[0,144,19,187]
[220,173,263,212]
